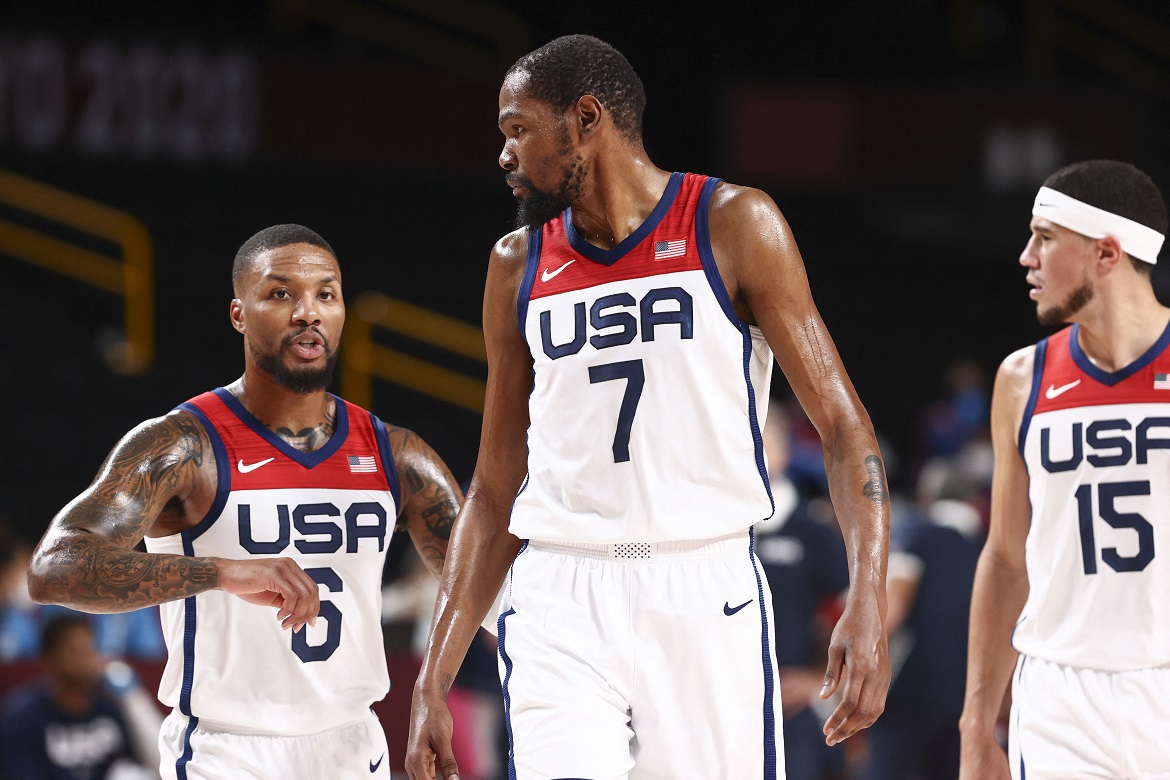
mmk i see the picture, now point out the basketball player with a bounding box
[959,161,1170,779]
[406,35,890,780]
[27,224,462,779]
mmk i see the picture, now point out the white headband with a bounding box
[1032,186,1164,264]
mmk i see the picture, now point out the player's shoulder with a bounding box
[996,344,1038,390]
[377,420,435,462]
[491,226,530,264]
[990,344,1039,429]
[707,180,782,218]
[118,407,211,452]
[705,179,795,250]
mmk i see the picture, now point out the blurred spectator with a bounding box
[0,524,41,660]
[758,400,850,780]
[860,453,987,780]
[779,395,831,498]
[912,358,989,476]
[0,614,158,780]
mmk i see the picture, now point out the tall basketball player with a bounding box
[406,35,890,780]
[28,224,462,779]
[960,161,1170,779]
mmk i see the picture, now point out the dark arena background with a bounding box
[2,1,1169,777]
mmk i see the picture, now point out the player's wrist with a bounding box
[957,710,997,738]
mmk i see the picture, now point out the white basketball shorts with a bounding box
[496,530,785,780]
[159,708,390,780]
[1010,654,1170,779]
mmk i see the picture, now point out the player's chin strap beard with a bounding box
[1032,186,1165,264]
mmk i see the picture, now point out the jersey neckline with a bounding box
[211,387,350,469]
[562,171,684,267]
[1069,319,1170,387]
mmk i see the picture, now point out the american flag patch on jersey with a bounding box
[348,455,378,473]
[654,239,686,260]
[1155,373,1170,390]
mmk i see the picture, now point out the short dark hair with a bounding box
[233,224,335,290]
[1044,160,1167,272]
[40,614,92,656]
[507,35,646,142]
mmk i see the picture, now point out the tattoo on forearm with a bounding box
[862,454,889,504]
[37,536,218,610]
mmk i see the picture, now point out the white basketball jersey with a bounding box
[511,173,775,544]
[144,389,399,734]
[1015,324,1170,670]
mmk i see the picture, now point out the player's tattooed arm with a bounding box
[27,411,222,612]
[388,425,463,580]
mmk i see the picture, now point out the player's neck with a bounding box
[228,372,336,451]
[1073,284,1170,372]
[570,148,670,249]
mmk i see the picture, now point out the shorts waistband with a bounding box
[171,710,370,738]
[527,530,750,561]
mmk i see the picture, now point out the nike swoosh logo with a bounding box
[1045,379,1081,399]
[724,599,752,616]
[541,259,575,282]
[237,457,275,473]
[369,753,384,773]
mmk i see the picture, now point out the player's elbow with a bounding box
[26,542,74,606]
[26,558,55,605]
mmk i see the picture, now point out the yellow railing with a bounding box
[0,170,154,373]
[341,291,486,413]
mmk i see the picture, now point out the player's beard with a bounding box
[1037,281,1094,327]
[252,330,339,394]
[512,128,586,230]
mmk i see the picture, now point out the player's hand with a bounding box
[820,586,890,745]
[215,557,320,631]
[959,732,1011,780]
[405,684,459,780]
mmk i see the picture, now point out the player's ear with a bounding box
[1096,235,1124,274]
[576,94,603,140]
[230,299,246,333]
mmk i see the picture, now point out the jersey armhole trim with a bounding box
[1017,339,1048,457]
[175,403,230,543]
[695,176,741,327]
[516,228,542,344]
[369,413,403,512]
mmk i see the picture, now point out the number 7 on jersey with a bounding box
[588,359,645,463]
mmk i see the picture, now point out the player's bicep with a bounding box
[391,428,463,576]
[47,411,208,547]
[473,237,534,503]
[985,350,1035,568]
